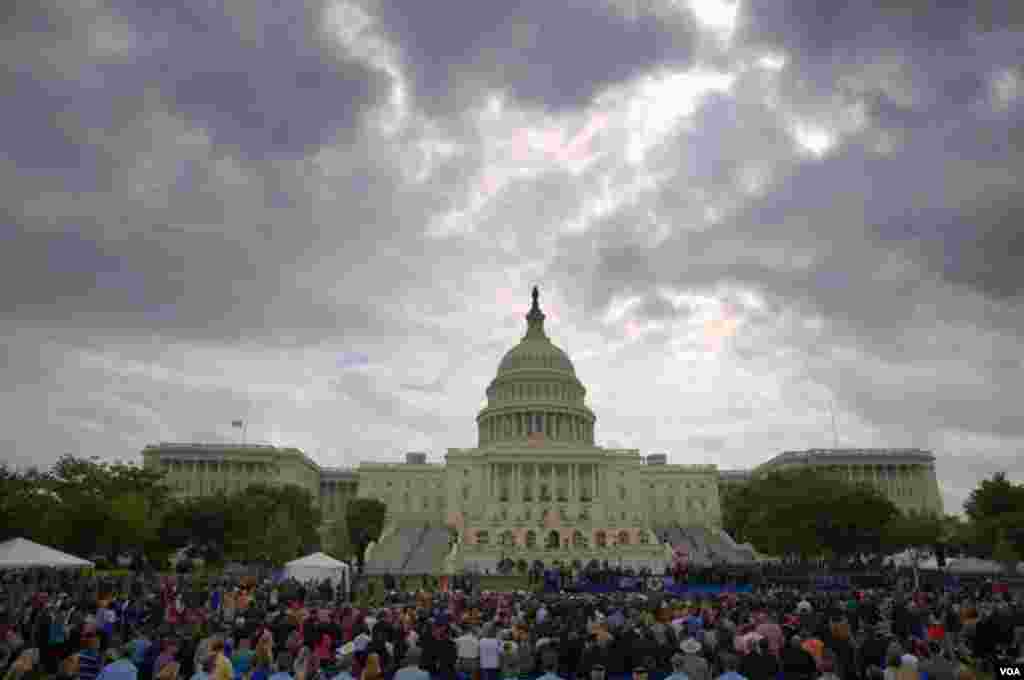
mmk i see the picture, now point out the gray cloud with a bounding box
[370,0,698,116]
[2,0,1022,517]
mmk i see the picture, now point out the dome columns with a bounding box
[477,408,595,446]
[479,287,596,447]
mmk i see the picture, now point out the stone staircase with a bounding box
[403,527,451,575]
[363,526,424,575]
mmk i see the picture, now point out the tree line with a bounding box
[2,454,1020,571]
[0,455,387,570]
[720,467,1024,568]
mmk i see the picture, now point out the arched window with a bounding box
[640,531,650,545]
[500,530,515,547]
[526,531,537,548]
[596,530,607,548]
[618,530,630,546]
[476,530,490,546]
[573,530,588,549]
[546,530,560,550]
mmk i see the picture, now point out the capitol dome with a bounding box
[496,301,576,376]
[477,287,596,447]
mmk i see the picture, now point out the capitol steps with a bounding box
[403,527,451,575]
[363,526,424,574]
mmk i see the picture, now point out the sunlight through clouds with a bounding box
[624,68,735,164]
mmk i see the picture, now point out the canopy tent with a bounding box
[0,537,94,569]
[946,557,1004,575]
[884,550,940,570]
[283,552,350,595]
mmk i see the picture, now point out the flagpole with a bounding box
[242,422,247,446]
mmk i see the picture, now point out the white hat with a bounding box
[900,654,919,667]
[681,638,701,654]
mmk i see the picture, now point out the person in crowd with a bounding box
[678,638,710,680]
[918,642,956,680]
[894,654,921,680]
[535,648,564,680]
[358,653,382,680]
[97,643,138,680]
[739,636,778,680]
[717,653,746,680]
[328,652,352,680]
[665,653,689,680]
[478,625,500,680]
[230,637,254,679]
[154,640,177,677]
[156,662,180,680]
[454,625,479,680]
[4,649,45,680]
[817,651,841,680]
[781,634,817,680]
[392,646,429,680]
[77,628,104,680]
[209,639,234,680]
[263,653,292,680]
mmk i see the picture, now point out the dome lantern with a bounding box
[477,286,597,447]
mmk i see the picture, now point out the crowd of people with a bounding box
[1,568,1022,680]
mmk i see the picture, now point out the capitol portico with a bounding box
[143,287,944,574]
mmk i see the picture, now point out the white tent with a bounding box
[283,552,350,594]
[884,550,940,570]
[0,537,94,569]
[946,557,1004,575]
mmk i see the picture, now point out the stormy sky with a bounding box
[3,0,1022,516]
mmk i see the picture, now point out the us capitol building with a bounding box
[143,288,944,574]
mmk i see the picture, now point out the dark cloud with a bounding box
[1,0,389,174]
[107,0,389,159]
[371,0,698,116]
[738,0,976,60]
[2,0,1022,511]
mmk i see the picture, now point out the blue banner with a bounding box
[572,576,752,596]
[812,575,851,591]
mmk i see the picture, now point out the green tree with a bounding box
[345,498,388,570]
[45,455,172,560]
[324,520,351,561]
[218,483,320,562]
[962,472,1024,558]
[724,467,897,560]
[158,492,233,564]
[0,464,63,545]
